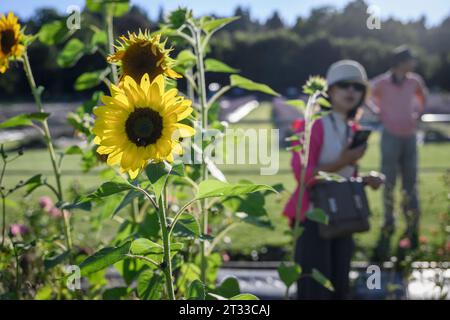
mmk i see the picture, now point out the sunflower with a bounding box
[107,30,181,83]
[93,73,195,179]
[0,12,24,73]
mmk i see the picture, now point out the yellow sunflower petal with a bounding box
[173,123,196,138]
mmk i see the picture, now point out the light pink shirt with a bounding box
[371,71,427,137]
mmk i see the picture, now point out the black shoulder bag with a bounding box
[310,177,371,239]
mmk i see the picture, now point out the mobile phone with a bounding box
[350,130,371,149]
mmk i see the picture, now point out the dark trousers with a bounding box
[295,220,354,300]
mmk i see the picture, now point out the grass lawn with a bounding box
[2,102,449,259]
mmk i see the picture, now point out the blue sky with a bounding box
[1,0,449,27]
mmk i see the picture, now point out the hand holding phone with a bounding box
[350,130,371,149]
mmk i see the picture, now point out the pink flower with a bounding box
[399,238,411,249]
[49,208,71,219]
[49,207,62,218]
[9,224,29,237]
[221,252,230,262]
[39,196,54,213]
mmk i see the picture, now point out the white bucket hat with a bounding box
[326,60,368,87]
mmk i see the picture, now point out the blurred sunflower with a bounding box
[0,12,24,73]
[107,30,181,83]
[93,73,195,179]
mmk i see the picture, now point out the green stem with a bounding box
[192,24,209,285]
[105,11,118,83]
[158,194,176,300]
[206,222,240,255]
[0,158,6,247]
[291,94,318,261]
[139,186,175,300]
[22,52,73,252]
[168,198,196,237]
[13,243,20,298]
[1,196,5,248]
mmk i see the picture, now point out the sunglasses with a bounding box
[335,81,366,92]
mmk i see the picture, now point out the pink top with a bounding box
[283,117,359,226]
[371,71,427,137]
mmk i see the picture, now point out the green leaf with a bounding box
[286,99,306,112]
[91,30,107,46]
[187,279,205,300]
[166,8,192,29]
[74,69,109,91]
[112,189,141,217]
[44,251,70,270]
[21,174,45,196]
[145,162,168,200]
[172,213,200,239]
[317,97,331,108]
[205,59,239,73]
[230,293,259,300]
[223,192,267,217]
[0,113,49,129]
[84,181,133,201]
[311,268,334,291]
[292,226,304,239]
[35,286,53,300]
[80,241,131,276]
[216,277,240,298]
[130,238,162,255]
[230,75,279,96]
[145,161,184,200]
[202,16,240,33]
[305,208,329,225]
[86,0,130,17]
[64,145,83,155]
[38,20,71,46]
[174,50,196,70]
[102,287,129,300]
[197,179,276,200]
[278,262,302,288]
[235,212,274,229]
[137,269,163,300]
[57,39,85,68]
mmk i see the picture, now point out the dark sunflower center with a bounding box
[125,108,163,147]
[1,29,15,55]
[122,42,165,82]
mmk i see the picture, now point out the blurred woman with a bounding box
[283,60,384,299]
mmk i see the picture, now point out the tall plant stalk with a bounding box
[105,11,118,83]
[190,22,210,284]
[22,52,73,252]
[291,93,319,260]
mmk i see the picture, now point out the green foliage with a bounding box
[57,39,86,68]
[0,113,49,129]
[205,58,239,73]
[311,268,335,292]
[80,241,132,276]
[306,208,329,225]
[137,270,163,299]
[86,0,130,17]
[38,20,72,46]
[197,179,277,199]
[74,69,109,91]
[278,262,302,289]
[230,75,279,96]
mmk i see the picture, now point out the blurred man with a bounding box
[370,45,428,251]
